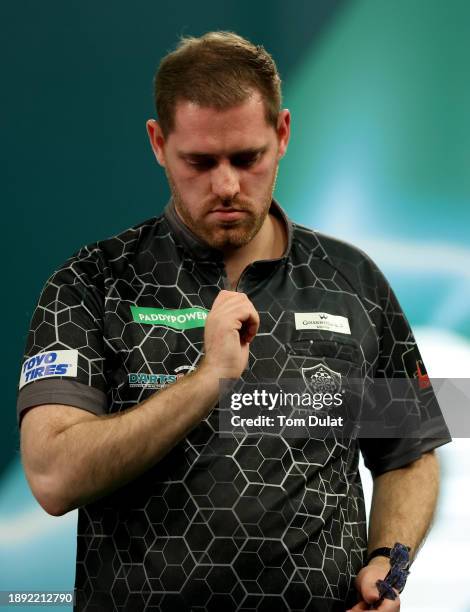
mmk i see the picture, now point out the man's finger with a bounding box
[372,594,400,611]
[346,601,371,611]
[347,596,400,612]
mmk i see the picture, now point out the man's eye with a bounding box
[231,154,260,168]
[187,159,215,170]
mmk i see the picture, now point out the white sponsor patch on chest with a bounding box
[294,312,351,334]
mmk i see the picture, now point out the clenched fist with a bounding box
[201,290,260,380]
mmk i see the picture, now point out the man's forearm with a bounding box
[48,362,220,514]
[367,450,440,562]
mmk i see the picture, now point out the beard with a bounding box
[165,166,279,251]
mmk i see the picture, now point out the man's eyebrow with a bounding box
[177,146,268,159]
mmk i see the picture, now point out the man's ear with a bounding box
[146,119,166,167]
[276,109,291,160]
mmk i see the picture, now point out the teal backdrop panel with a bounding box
[278,0,470,339]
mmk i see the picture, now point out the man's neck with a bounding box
[224,211,287,289]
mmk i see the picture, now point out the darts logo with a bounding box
[128,364,197,389]
[301,363,342,395]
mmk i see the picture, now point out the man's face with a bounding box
[147,91,290,250]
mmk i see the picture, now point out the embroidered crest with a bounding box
[301,363,342,395]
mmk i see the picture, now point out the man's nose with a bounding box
[210,161,240,201]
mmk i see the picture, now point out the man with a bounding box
[17,32,451,611]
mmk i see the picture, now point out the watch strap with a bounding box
[366,547,393,565]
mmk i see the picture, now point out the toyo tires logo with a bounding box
[19,349,78,389]
[131,306,208,330]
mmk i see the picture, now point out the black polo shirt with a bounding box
[17,199,451,611]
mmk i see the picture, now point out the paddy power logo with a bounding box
[131,306,208,330]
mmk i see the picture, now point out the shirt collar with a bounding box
[163,198,293,263]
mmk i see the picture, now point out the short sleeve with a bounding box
[16,245,109,429]
[359,262,452,477]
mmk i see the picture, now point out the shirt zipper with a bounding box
[219,263,254,293]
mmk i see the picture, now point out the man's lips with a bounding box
[209,208,248,221]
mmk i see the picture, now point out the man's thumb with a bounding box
[358,578,380,604]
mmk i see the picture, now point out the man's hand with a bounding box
[201,290,260,379]
[348,451,439,611]
[347,557,400,611]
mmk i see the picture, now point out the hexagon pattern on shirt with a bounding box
[17,201,451,611]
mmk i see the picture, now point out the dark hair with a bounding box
[154,31,282,137]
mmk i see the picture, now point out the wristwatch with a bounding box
[366,547,394,564]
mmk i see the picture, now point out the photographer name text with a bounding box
[231,414,344,427]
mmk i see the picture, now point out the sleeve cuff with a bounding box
[364,436,452,477]
[17,379,108,429]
